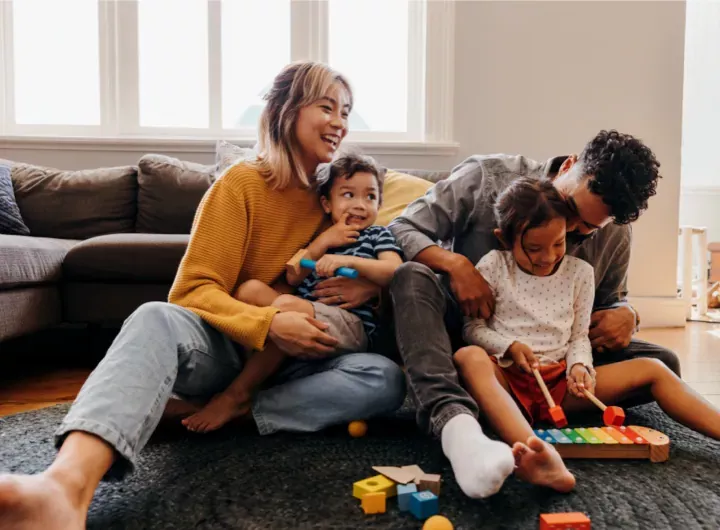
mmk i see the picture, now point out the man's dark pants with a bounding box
[388,262,681,437]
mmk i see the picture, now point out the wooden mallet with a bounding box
[532,368,568,428]
[581,389,625,426]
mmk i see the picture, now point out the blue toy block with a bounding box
[409,491,439,520]
[397,483,417,512]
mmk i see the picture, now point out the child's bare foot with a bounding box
[512,436,576,493]
[0,473,86,530]
[182,392,251,434]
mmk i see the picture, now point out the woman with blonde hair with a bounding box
[0,61,406,530]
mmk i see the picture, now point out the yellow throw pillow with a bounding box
[376,169,434,226]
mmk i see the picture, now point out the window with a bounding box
[0,0,454,146]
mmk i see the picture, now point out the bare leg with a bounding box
[0,432,114,530]
[454,346,575,493]
[183,294,315,433]
[562,358,720,440]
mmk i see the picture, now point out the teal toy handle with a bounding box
[299,258,359,279]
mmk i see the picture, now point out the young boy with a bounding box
[183,154,404,433]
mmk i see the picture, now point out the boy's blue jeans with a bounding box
[55,302,406,479]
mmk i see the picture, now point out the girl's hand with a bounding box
[567,363,595,398]
[268,311,339,358]
[313,277,380,309]
[317,213,362,249]
[507,341,539,374]
[314,255,355,278]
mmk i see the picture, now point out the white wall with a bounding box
[0,1,687,322]
[680,0,720,245]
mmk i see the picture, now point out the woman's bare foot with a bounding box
[0,473,86,530]
[182,392,251,434]
[511,436,576,493]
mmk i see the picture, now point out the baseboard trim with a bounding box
[628,296,687,329]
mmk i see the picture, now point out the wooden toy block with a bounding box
[410,491,439,520]
[534,425,669,462]
[348,420,367,438]
[397,483,417,512]
[361,492,386,514]
[401,465,425,482]
[372,466,415,484]
[533,368,567,428]
[417,473,442,496]
[539,512,591,529]
[582,388,625,426]
[286,249,310,276]
[353,475,397,500]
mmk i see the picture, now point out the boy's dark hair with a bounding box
[316,154,386,205]
[494,177,573,248]
[578,130,661,225]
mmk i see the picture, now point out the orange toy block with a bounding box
[539,512,591,530]
[361,492,386,514]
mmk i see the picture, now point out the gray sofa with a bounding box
[0,151,449,344]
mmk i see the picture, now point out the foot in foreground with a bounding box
[182,392,251,433]
[512,435,576,492]
[441,414,516,498]
[0,473,86,530]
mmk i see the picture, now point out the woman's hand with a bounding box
[567,363,595,398]
[314,255,355,278]
[267,311,339,358]
[507,341,538,374]
[312,276,380,310]
[316,213,362,250]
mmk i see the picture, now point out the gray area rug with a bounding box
[1,403,719,529]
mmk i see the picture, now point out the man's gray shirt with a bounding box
[388,154,631,309]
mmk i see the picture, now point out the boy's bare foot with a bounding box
[182,392,251,434]
[161,397,202,422]
[511,436,576,493]
[0,473,86,530]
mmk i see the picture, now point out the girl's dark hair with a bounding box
[316,154,386,205]
[494,177,573,248]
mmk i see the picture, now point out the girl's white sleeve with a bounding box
[565,261,596,377]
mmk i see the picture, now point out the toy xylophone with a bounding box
[534,425,670,463]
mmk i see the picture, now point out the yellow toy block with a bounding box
[353,474,397,499]
[361,492,386,514]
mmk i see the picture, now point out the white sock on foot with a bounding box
[441,413,515,499]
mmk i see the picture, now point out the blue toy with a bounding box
[409,491,439,520]
[299,258,359,279]
[397,483,418,512]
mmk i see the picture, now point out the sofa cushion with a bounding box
[6,160,138,239]
[63,233,189,282]
[0,235,79,289]
[215,140,257,180]
[0,163,30,236]
[136,154,215,234]
[376,170,436,226]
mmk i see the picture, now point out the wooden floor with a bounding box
[1,323,719,418]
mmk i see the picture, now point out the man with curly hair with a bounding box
[388,130,676,499]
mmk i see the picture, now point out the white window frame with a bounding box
[0,0,456,154]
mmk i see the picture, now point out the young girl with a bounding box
[183,154,403,433]
[456,176,720,493]
[0,62,405,529]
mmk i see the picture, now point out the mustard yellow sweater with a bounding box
[168,162,326,351]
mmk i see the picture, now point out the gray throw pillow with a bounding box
[214,139,257,180]
[0,163,30,236]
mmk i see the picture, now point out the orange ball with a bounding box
[423,515,453,530]
[348,420,368,438]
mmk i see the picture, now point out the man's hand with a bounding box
[448,255,495,319]
[315,213,362,250]
[589,306,635,352]
[567,363,595,398]
[312,276,380,310]
[508,341,538,374]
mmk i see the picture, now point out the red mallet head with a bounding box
[549,406,568,428]
[603,406,625,426]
